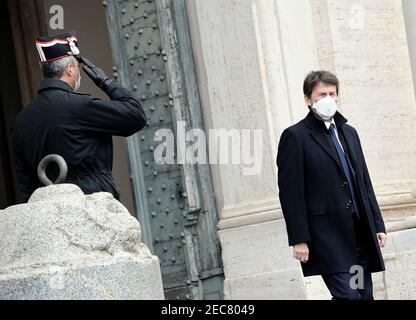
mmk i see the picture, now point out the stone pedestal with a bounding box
[0,184,164,300]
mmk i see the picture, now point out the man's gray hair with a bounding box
[41,56,78,79]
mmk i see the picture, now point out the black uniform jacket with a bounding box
[12,79,147,202]
[277,111,385,276]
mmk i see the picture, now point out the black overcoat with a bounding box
[277,111,385,276]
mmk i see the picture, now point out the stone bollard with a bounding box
[0,184,164,300]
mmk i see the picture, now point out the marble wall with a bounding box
[186,0,416,299]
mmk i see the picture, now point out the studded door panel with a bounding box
[104,0,223,299]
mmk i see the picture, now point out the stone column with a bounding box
[309,0,416,298]
[311,0,416,221]
[186,0,322,299]
[187,0,416,299]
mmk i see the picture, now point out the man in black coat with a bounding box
[276,70,387,300]
[12,32,147,202]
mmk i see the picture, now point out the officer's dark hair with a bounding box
[41,56,77,79]
[303,70,339,98]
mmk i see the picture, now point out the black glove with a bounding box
[78,56,113,91]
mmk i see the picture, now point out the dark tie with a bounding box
[329,123,360,219]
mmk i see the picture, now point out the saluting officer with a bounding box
[12,32,147,202]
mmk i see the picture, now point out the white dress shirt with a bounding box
[324,119,344,153]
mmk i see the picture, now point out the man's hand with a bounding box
[377,232,387,248]
[78,56,112,90]
[293,242,309,263]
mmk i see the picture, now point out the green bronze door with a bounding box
[104,0,223,300]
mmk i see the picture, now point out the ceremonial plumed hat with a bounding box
[35,31,80,63]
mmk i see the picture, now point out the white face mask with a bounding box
[74,72,81,92]
[310,95,337,121]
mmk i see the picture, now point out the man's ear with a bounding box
[63,63,72,78]
[304,95,312,107]
[67,62,77,77]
